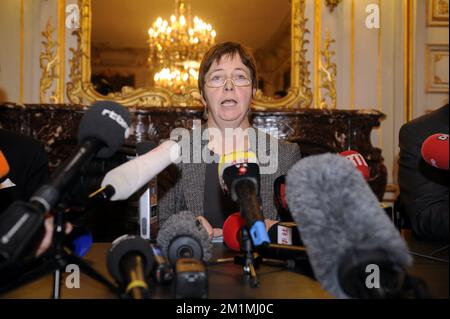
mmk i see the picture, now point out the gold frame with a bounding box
[425,44,449,93]
[426,0,449,27]
[40,19,59,104]
[67,0,312,108]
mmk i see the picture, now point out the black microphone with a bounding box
[61,184,116,223]
[273,175,294,222]
[149,242,174,284]
[285,153,424,298]
[267,221,303,246]
[88,184,116,203]
[0,101,130,272]
[0,201,46,271]
[220,160,270,247]
[156,211,212,264]
[255,243,308,263]
[107,235,154,299]
[30,101,131,212]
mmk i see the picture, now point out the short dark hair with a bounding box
[198,42,258,96]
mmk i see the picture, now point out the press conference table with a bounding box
[1,238,448,299]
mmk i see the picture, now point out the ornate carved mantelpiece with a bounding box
[0,103,387,200]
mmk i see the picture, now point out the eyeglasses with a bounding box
[205,74,251,88]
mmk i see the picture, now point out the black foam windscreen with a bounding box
[106,235,154,284]
[222,163,260,202]
[78,101,131,158]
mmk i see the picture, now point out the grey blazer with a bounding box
[157,125,301,227]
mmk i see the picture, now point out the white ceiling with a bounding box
[91,0,291,50]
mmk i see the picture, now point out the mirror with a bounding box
[67,0,311,108]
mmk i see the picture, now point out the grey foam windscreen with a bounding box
[156,211,212,263]
[285,153,412,298]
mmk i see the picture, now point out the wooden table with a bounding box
[1,238,447,299]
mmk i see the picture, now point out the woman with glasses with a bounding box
[157,42,301,241]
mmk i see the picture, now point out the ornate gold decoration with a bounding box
[425,44,449,93]
[404,0,414,122]
[148,0,216,93]
[439,0,449,14]
[325,0,342,13]
[427,0,449,26]
[67,0,312,109]
[319,29,336,109]
[313,0,322,109]
[67,29,84,104]
[350,0,355,110]
[40,19,59,103]
[57,0,66,103]
[20,0,24,103]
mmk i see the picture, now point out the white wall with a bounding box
[0,0,22,103]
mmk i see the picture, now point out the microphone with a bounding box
[223,212,308,261]
[101,139,181,201]
[0,101,130,271]
[88,184,116,202]
[421,133,449,170]
[149,242,174,284]
[63,184,116,222]
[0,150,9,181]
[222,212,245,252]
[156,211,212,264]
[78,184,116,208]
[31,101,131,212]
[218,151,270,247]
[285,153,415,298]
[107,235,154,299]
[268,221,303,246]
[273,175,293,222]
[223,213,303,250]
[136,141,157,240]
[339,150,370,181]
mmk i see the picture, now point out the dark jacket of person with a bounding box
[398,104,449,242]
[0,129,49,213]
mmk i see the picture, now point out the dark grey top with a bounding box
[203,161,239,228]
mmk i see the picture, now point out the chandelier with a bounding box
[147,0,216,93]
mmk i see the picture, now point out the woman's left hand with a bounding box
[264,219,278,231]
[196,215,223,239]
[35,216,73,257]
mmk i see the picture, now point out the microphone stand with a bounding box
[0,204,119,298]
[233,228,260,288]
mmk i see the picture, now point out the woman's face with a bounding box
[201,54,255,129]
